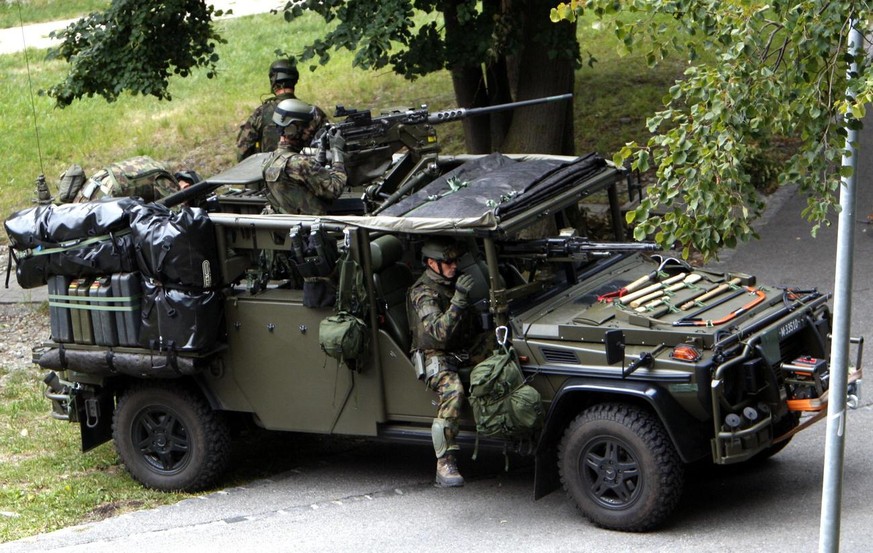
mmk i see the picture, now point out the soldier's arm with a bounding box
[412,288,465,344]
[302,159,347,201]
[236,107,264,162]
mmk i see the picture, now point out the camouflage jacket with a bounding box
[262,148,346,215]
[407,269,481,359]
[236,91,328,161]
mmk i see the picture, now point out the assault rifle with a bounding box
[321,94,573,210]
[498,237,660,262]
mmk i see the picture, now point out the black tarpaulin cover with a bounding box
[380,152,605,220]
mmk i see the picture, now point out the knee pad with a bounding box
[431,418,459,458]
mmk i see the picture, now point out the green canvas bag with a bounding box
[468,331,544,442]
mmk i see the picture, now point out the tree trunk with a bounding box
[500,1,577,155]
[444,1,491,154]
[443,0,578,155]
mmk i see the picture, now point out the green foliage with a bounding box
[282,0,530,79]
[43,0,227,106]
[559,0,872,260]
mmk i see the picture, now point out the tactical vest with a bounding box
[263,151,330,215]
[408,272,479,352]
[259,98,283,154]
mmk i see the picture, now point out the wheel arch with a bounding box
[533,377,710,500]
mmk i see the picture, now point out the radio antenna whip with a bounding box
[17,3,51,204]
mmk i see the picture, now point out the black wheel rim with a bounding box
[579,436,642,510]
[131,405,191,475]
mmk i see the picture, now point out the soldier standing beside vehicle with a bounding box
[237,59,328,160]
[262,98,346,215]
[408,238,491,487]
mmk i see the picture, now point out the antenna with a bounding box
[17,2,49,204]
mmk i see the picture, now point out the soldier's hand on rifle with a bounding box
[314,128,329,165]
[451,273,475,308]
[329,127,346,165]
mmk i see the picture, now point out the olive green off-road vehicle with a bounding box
[9,117,863,531]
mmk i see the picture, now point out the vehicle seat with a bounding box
[371,235,414,352]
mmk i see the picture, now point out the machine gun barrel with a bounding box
[499,237,659,261]
[426,93,573,124]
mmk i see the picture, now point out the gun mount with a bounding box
[327,94,574,211]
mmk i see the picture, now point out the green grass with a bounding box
[0,0,110,28]
[0,5,691,542]
[0,366,188,542]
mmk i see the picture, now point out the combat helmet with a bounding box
[421,237,463,262]
[269,59,300,90]
[272,98,316,128]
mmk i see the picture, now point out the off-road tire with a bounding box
[113,382,231,492]
[558,403,684,532]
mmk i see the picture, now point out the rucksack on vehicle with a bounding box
[468,331,544,443]
[318,247,369,370]
[74,156,180,203]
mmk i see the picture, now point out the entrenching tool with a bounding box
[679,277,742,311]
[597,255,689,302]
[633,273,704,311]
[617,272,688,305]
[673,287,767,326]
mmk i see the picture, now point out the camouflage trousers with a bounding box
[427,370,464,450]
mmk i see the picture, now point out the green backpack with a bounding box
[468,336,544,442]
[318,250,369,370]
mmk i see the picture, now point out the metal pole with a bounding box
[819,20,863,553]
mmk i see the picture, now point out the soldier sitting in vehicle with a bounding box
[236,58,328,161]
[262,98,347,216]
[407,237,493,487]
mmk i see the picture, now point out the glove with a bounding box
[314,128,329,165]
[329,128,346,165]
[451,273,475,308]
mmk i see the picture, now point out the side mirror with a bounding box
[604,330,625,365]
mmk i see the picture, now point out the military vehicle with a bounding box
[6,101,863,532]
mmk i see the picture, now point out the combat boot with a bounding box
[436,454,465,487]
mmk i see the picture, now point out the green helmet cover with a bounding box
[269,59,300,89]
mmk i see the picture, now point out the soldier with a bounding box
[262,98,347,215]
[407,238,490,487]
[236,59,328,160]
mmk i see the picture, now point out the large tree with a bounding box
[554,0,873,260]
[45,0,579,156]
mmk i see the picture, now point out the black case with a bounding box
[139,280,223,352]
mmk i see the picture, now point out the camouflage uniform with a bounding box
[408,267,490,459]
[236,91,328,161]
[72,156,180,203]
[262,146,346,215]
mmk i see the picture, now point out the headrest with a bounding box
[370,235,405,271]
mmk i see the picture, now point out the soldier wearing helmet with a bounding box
[407,237,491,487]
[262,98,346,215]
[236,59,328,161]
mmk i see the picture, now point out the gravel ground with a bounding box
[0,246,52,373]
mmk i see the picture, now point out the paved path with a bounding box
[0,0,282,55]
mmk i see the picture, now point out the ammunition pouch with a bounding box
[425,355,457,384]
[318,311,368,367]
[58,164,86,204]
[412,350,426,380]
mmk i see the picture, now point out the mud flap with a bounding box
[74,389,115,452]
